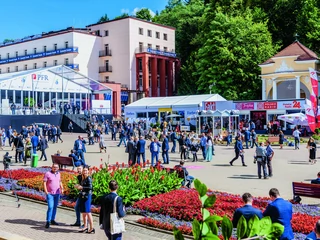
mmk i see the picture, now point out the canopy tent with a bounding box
[277,113,308,126]
[0,65,112,94]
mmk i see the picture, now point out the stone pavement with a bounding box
[0,193,173,240]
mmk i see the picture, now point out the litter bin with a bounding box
[31,154,39,168]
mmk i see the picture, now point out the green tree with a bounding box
[3,39,13,44]
[114,13,129,19]
[97,14,109,23]
[194,11,277,100]
[135,8,153,21]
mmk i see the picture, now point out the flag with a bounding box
[305,103,316,132]
[309,68,318,114]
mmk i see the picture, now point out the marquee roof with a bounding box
[125,94,227,109]
[0,65,112,93]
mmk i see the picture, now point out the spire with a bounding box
[294,33,299,42]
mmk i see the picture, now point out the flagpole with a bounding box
[32,76,34,114]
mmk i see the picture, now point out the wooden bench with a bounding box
[267,136,278,144]
[51,155,75,170]
[292,182,320,200]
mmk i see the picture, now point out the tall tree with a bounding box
[97,14,109,23]
[135,8,153,21]
[194,11,277,100]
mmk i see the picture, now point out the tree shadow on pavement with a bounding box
[5,219,77,233]
[228,174,258,179]
[287,160,310,165]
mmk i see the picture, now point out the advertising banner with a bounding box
[203,101,216,110]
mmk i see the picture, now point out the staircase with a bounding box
[61,114,88,133]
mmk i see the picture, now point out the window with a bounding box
[43,46,47,52]
[139,42,143,52]
[147,30,152,37]
[104,30,109,36]
[15,66,18,72]
[24,65,27,70]
[34,63,37,69]
[156,45,160,50]
[65,58,69,65]
[34,48,37,54]
[65,41,68,48]
[54,60,58,66]
[156,32,160,39]
[105,76,109,82]
[25,50,27,56]
[139,28,143,35]
[7,67,10,73]
[164,47,168,52]
[7,53,9,58]
[43,61,47,67]
[15,51,18,57]
[54,44,57,50]
[95,30,100,36]
[163,33,168,40]
[148,44,152,49]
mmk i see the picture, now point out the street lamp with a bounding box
[209,83,215,94]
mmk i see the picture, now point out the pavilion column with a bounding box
[295,76,301,99]
[142,55,149,97]
[262,78,266,100]
[272,79,277,100]
[151,57,158,97]
[20,91,23,107]
[160,59,166,96]
[167,60,173,96]
[136,57,140,91]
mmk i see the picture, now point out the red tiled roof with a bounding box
[261,41,318,65]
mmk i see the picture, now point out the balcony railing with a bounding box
[135,47,177,58]
[99,66,112,73]
[0,46,79,65]
[99,50,112,57]
[66,64,79,71]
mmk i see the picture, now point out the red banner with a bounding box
[204,101,216,110]
[305,104,316,132]
[309,68,318,114]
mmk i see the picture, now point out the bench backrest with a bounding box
[292,182,320,198]
[51,155,74,166]
[268,137,278,142]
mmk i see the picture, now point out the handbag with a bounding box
[79,191,88,199]
[110,196,125,234]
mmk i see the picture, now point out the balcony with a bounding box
[135,47,177,58]
[99,50,112,57]
[66,64,79,71]
[0,46,79,65]
[99,66,112,73]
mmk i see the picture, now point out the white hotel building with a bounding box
[0,17,179,112]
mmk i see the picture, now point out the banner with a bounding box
[305,101,316,132]
[309,68,318,114]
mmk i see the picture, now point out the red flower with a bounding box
[147,160,150,165]
[99,164,103,169]
[122,162,125,168]
[129,160,133,166]
[116,162,119,166]
[126,176,129,180]
[100,158,103,162]
[161,176,165,180]
[150,167,155,174]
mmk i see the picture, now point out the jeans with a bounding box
[201,146,206,159]
[186,176,194,188]
[46,194,60,222]
[104,229,122,240]
[40,150,47,160]
[77,150,85,161]
[151,152,159,166]
[137,152,145,164]
[294,137,300,149]
[251,140,258,148]
[118,138,126,147]
[230,151,245,165]
[75,198,81,224]
[267,156,273,176]
[257,160,267,178]
[15,150,24,163]
[171,141,176,152]
[245,140,249,149]
[74,159,86,167]
[162,150,169,164]
[32,147,37,154]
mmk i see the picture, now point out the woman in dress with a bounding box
[76,166,95,234]
[205,136,213,162]
[279,130,284,149]
[308,137,317,164]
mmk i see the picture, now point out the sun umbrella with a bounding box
[277,113,308,126]
[166,114,182,118]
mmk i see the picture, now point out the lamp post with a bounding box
[209,83,215,94]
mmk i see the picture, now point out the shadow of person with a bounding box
[228,174,258,179]
[212,164,232,167]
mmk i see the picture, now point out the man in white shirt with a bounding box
[292,127,301,150]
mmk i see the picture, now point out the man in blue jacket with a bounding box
[73,136,86,161]
[232,192,263,227]
[170,130,178,153]
[150,138,161,166]
[305,220,320,240]
[230,136,247,167]
[30,132,39,154]
[136,136,146,165]
[244,128,251,149]
[311,172,320,184]
[263,188,294,240]
[162,134,170,164]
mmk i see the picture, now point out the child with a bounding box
[55,150,62,156]
[99,133,107,153]
[190,138,200,162]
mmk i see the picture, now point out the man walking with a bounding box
[251,129,258,148]
[293,127,301,150]
[255,142,268,179]
[244,128,251,149]
[125,137,136,165]
[263,188,293,240]
[162,134,170,164]
[73,136,86,161]
[230,136,247,167]
[117,128,127,147]
[200,133,207,159]
[265,140,274,177]
[170,130,178,153]
[43,163,64,228]
[136,136,146,165]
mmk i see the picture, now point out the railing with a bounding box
[99,66,112,73]
[99,50,112,57]
[0,47,79,65]
[135,47,177,58]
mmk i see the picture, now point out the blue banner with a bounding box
[147,48,176,58]
[0,47,78,65]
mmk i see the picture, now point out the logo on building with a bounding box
[21,77,26,83]
[32,74,49,81]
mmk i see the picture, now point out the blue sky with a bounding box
[0,0,168,40]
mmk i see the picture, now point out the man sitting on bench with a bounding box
[311,172,320,184]
[69,150,86,167]
[174,160,194,188]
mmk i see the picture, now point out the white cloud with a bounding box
[121,8,130,14]
[131,7,155,17]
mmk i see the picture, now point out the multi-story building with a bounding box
[0,16,178,104]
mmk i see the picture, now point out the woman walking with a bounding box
[205,136,213,162]
[279,131,284,149]
[76,166,95,234]
[308,137,317,164]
